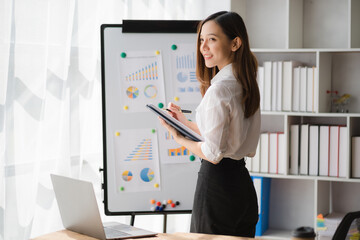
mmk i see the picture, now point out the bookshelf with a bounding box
[231,0,360,239]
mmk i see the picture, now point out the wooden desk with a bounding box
[32,230,256,240]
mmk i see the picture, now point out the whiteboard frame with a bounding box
[100,21,201,216]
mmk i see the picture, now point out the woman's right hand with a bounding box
[166,102,189,125]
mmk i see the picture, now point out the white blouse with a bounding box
[195,64,261,163]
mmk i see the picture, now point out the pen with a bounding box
[166,108,192,114]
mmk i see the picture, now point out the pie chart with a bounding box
[126,86,139,99]
[122,170,133,181]
[144,85,157,99]
[140,168,154,182]
[177,72,188,83]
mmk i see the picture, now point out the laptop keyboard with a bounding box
[106,224,135,231]
[104,227,131,238]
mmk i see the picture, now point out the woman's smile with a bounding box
[203,54,213,60]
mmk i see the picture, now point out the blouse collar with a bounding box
[210,63,235,84]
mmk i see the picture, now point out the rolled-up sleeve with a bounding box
[197,85,231,163]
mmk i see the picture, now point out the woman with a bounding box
[159,11,260,237]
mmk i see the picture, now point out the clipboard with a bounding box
[146,104,204,142]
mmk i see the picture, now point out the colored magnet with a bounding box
[123,105,129,110]
[176,201,180,205]
[174,96,179,101]
[156,201,161,206]
[158,103,164,108]
[121,52,127,58]
[167,199,172,204]
[171,44,177,50]
[154,183,159,188]
[150,199,156,204]
[189,155,196,161]
[120,186,125,191]
[171,203,176,208]
[152,129,156,134]
[155,50,160,55]
[115,131,120,136]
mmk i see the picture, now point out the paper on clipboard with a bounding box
[146,104,204,142]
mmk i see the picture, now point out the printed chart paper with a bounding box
[170,44,202,104]
[157,124,199,164]
[118,51,166,113]
[113,128,161,192]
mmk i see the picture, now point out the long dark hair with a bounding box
[196,11,260,118]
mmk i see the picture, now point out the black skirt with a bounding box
[190,158,258,237]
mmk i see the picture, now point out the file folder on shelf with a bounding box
[252,176,271,236]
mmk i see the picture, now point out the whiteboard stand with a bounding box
[100,20,200,232]
[129,212,167,233]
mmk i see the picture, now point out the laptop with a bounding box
[50,174,157,239]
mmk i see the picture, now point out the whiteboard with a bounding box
[101,21,202,215]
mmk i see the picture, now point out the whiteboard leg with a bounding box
[163,213,167,233]
[130,213,135,226]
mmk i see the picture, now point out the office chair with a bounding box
[332,211,360,240]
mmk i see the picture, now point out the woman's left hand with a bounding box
[158,117,184,142]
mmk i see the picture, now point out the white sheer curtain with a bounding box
[0,0,230,239]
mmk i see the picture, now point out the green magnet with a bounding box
[158,102,164,108]
[152,129,156,133]
[121,52,127,58]
[190,155,196,161]
[171,44,177,50]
